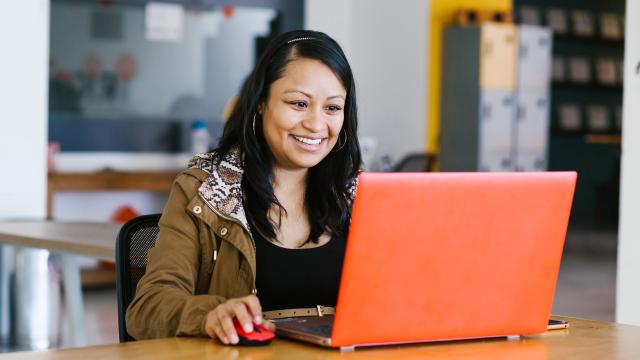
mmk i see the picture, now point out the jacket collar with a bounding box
[188,147,251,232]
[188,147,359,234]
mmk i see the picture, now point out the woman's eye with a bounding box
[327,105,343,113]
[290,101,307,108]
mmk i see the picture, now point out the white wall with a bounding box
[50,3,274,118]
[305,0,429,165]
[616,0,640,326]
[304,0,352,57]
[0,0,49,219]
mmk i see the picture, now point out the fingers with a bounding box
[204,295,267,345]
[242,295,263,325]
[262,320,276,332]
[232,301,254,333]
[204,311,216,338]
[213,316,230,345]
[217,305,240,344]
[205,310,229,344]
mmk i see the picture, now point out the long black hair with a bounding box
[213,29,361,245]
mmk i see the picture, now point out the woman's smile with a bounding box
[291,134,326,152]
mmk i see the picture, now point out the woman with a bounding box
[126,29,361,344]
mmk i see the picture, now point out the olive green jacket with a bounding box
[126,149,259,340]
[125,149,357,340]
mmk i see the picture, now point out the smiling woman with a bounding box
[262,58,346,170]
[125,30,362,345]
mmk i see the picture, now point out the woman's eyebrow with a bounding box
[283,89,345,101]
[283,89,312,98]
[327,95,346,101]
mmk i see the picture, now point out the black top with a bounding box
[254,232,346,311]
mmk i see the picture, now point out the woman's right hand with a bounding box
[204,295,275,344]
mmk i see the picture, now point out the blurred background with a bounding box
[1,0,639,352]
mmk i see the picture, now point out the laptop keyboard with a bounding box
[300,324,333,338]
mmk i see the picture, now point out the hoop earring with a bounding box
[252,114,257,137]
[332,132,347,152]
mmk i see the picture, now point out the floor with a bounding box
[552,255,616,322]
[551,227,618,322]
[1,230,620,352]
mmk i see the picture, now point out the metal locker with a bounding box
[478,90,516,171]
[479,23,518,91]
[514,91,550,171]
[518,25,553,91]
[440,24,550,173]
[440,26,482,172]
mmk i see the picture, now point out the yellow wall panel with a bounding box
[428,0,512,154]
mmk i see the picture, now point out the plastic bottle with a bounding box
[191,120,210,154]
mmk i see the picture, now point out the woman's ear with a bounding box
[258,103,264,116]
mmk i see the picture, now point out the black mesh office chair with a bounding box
[392,153,436,172]
[116,213,162,342]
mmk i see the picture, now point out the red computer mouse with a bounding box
[232,318,275,346]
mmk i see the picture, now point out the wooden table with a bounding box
[2,317,639,359]
[0,221,121,348]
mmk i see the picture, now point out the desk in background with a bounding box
[47,171,177,285]
[0,221,120,348]
[47,171,178,218]
[1,317,639,359]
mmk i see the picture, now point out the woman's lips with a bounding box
[291,135,325,151]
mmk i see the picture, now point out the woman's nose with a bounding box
[302,109,325,133]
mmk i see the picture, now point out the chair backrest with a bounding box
[393,153,436,172]
[116,213,161,342]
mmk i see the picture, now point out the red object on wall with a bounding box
[54,71,75,86]
[116,54,138,82]
[83,54,102,80]
[48,142,60,173]
[222,6,235,19]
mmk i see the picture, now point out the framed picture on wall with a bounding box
[596,58,617,85]
[552,57,566,82]
[546,8,568,34]
[559,104,582,131]
[586,105,609,131]
[569,57,591,83]
[572,10,595,37]
[519,6,541,25]
[599,13,622,39]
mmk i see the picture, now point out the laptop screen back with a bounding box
[331,172,576,347]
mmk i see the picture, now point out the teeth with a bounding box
[294,136,322,145]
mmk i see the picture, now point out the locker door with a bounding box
[514,91,550,171]
[478,90,515,171]
[479,23,518,90]
[518,25,552,91]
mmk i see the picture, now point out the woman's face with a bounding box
[260,58,346,171]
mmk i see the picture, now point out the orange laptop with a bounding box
[275,172,577,349]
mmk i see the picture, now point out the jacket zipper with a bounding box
[199,196,257,292]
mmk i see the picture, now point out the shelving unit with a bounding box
[515,0,625,228]
[47,171,177,218]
